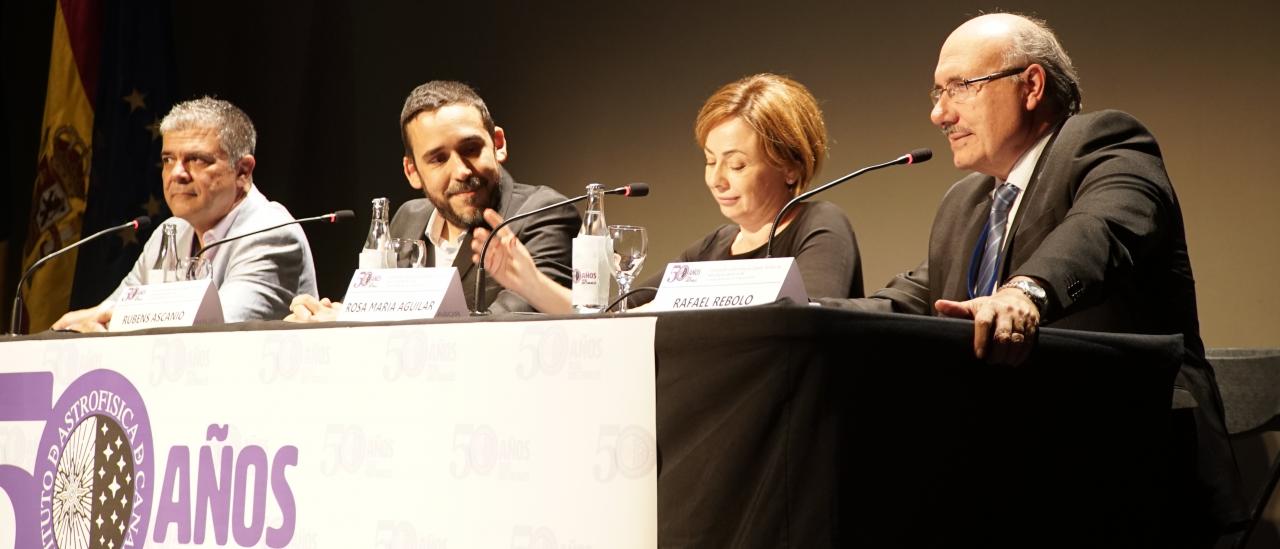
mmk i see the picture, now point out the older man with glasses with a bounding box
[824,11,1245,547]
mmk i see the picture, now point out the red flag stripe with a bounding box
[57,0,103,107]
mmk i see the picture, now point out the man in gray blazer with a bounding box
[53,97,317,331]
[287,81,577,319]
[824,12,1243,544]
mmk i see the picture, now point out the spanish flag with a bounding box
[19,0,173,333]
[19,0,102,333]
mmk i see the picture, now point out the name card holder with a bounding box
[107,279,223,332]
[338,268,468,321]
[649,257,808,311]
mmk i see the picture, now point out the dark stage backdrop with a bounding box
[3,0,1278,347]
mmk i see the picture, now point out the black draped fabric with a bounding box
[654,305,1181,548]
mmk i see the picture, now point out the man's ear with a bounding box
[402,156,423,190]
[1022,64,1048,112]
[237,154,256,190]
[493,126,508,164]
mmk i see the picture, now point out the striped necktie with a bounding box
[974,182,1021,297]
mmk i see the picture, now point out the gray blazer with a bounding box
[107,185,318,322]
[389,168,579,313]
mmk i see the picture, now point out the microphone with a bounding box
[9,216,151,335]
[607,183,649,198]
[474,183,649,315]
[194,210,354,258]
[765,149,931,257]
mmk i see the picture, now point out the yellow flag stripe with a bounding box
[22,1,96,332]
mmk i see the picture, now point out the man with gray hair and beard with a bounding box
[286,80,578,319]
[823,12,1245,546]
[53,96,317,331]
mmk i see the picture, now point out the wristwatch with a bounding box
[999,279,1048,315]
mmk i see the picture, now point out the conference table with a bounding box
[0,304,1182,548]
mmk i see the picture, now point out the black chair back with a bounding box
[1209,348,1280,549]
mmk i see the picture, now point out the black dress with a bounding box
[635,200,863,304]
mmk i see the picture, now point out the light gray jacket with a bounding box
[106,185,317,322]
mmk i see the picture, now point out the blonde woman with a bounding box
[472,73,863,313]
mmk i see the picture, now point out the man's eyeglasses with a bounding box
[929,67,1027,105]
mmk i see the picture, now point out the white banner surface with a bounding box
[0,316,657,549]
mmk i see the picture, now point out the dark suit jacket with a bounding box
[829,110,1245,529]
[389,168,579,314]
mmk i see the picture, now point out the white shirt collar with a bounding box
[424,208,467,247]
[1000,132,1054,193]
[424,208,466,268]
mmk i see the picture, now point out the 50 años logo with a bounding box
[0,370,154,549]
[0,370,298,548]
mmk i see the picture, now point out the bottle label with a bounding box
[359,248,393,270]
[572,235,612,311]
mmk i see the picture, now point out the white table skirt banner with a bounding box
[0,316,658,549]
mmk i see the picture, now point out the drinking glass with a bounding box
[176,257,211,281]
[608,225,647,312]
[388,238,428,268]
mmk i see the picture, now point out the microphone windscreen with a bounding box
[625,183,650,197]
[907,148,933,164]
[332,210,356,221]
[133,216,152,230]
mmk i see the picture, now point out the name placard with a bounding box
[338,268,469,321]
[107,279,224,332]
[649,257,808,311]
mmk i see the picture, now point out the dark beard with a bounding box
[433,175,500,230]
